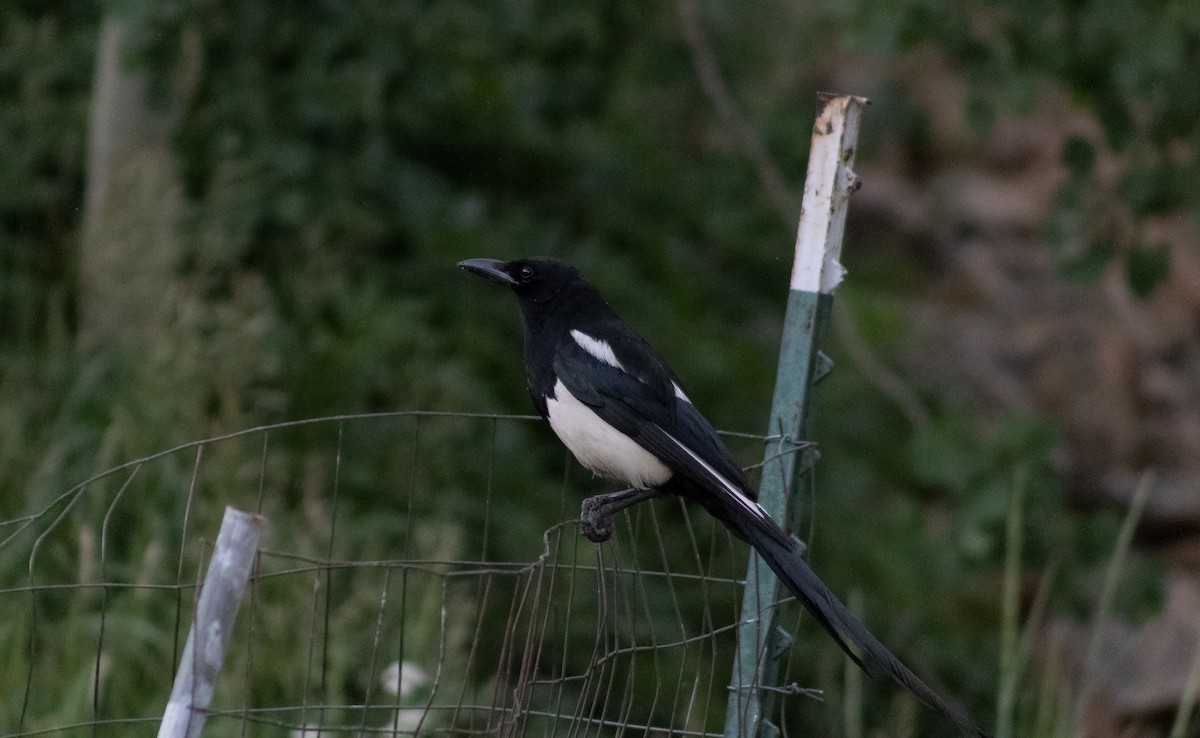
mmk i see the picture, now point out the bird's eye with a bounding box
[519,265,535,282]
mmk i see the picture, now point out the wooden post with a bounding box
[159,507,263,738]
[724,93,867,738]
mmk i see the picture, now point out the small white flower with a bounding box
[381,660,430,698]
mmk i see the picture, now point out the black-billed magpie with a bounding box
[459,256,987,737]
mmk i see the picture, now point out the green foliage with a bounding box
[843,0,1200,297]
[0,2,98,344]
[1,0,1195,735]
[1125,242,1172,297]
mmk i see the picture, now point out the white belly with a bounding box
[545,379,672,489]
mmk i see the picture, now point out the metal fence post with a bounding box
[723,93,867,738]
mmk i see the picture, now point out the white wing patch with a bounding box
[571,330,625,370]
[572,330,693,405]
[662,429,771,523]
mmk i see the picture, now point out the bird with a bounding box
[458,256,988,737]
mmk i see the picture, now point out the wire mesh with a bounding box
[0,411,804,737]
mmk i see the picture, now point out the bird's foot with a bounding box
[578,488,661,543]
[580,495,614,543]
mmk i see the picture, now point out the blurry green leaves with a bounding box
[0,2,99,345]
[909,412,1056,504]
[0,0,1192,723]
[1047,140,1179,297]
[847,0,1199,300]
[1093,88,1135,151]
[1124,242,1171,297]
[1061,136,1096,178]
[1118,164,1180,218]
[1039,1,1194,295]
[1058,238,1115,283]
[908,410,1063,570]
[908,414,991,494]
[102,0,800,454]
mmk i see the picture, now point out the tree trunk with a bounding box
[78,15,181,354]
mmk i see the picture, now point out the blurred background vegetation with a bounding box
[2,0,1199,736]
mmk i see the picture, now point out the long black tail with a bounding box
[702,492,989,737]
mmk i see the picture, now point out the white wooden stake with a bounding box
[159,507,263,738]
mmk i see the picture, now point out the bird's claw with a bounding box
[579,496,614,543]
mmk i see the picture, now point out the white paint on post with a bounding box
[789,94,867,295]
[158,507,263,738]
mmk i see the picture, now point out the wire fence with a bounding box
[1,411,810,737]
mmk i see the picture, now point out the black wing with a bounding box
[549,327,988,737]
[552,330,787,546]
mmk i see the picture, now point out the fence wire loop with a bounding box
[3,411,812,738]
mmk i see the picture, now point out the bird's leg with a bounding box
[579,488,662,543]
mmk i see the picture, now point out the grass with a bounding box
[1,411,759,737]
[988,469,1171,738]
[0,330,1179,738]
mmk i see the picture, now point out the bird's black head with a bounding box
[457,257,586,304]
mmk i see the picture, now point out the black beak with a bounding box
[458,258,517,286]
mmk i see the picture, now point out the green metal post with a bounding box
[723,94,867,738]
